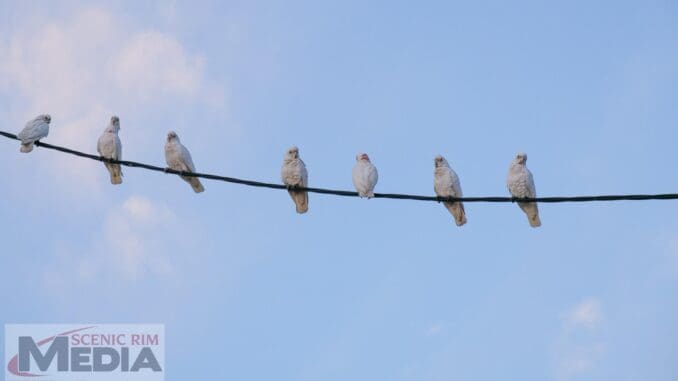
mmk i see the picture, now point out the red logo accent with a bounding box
[7,326,96,377]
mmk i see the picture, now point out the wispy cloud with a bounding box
[41,195,202,300]
[565,298,602,330]
[111,31,205,101]
[555,342,605,379]
[0,6,225,197]
[424,322,445,337]
[100,196,178,279]
[553,298,605,381]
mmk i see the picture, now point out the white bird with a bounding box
[281,146,308,213]
[18,114,51,153]
[164,131,204,193]
[97,116,123,185]
[352,153,378,198]
[507,152,541,227]
[433,155,467,226]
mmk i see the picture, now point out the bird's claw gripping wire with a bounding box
[436,196,456,203]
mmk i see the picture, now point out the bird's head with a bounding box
[167,131,179,143]
[356,153,370,162]
[514,152,527,165]
[285,146,299,159]
[434,155,449,168]
[109,115,120,132]
[42,114,51,123]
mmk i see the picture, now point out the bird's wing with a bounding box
[114,135,122,160]
[451,170,463,197]
[525,169,536,198]
[368,164,378,187]
[352,164,362,190]
[96,134,105,156]
[19,121,47,142]
[180,144,197,172]
[299,159,308,187]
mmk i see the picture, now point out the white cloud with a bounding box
[565,298,602,330]
[0,6,224,196]
[424,323,445,337]
[111,31,205,100]
[101,196,177,279]
[555,342,605,379]
[41,195,197,293]
[38,195,214,318]
[553,298,605,381]
[157,1,179,24]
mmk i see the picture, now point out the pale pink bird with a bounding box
[97,116,123,185]
[164,131,204,193]
[281,146,308,213]
[507,152,541,227]
[18,114,51,153]
[352,153,378,198]
[433,155,467,226]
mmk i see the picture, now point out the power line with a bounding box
[1,129,677,203]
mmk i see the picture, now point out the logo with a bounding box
[5,324,164,380]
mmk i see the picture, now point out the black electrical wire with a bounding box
[2,130,677,203]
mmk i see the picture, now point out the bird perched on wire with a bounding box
[507,152,541,227]
[281,146,308,213]
[164,131,204,193]
[352,153,378,198]
[18,114,51,153]
[97,116,123,185]
[433,155,467,226]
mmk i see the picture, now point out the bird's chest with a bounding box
[283,161,302,179]
[509,171,531,195]
[434,169,454,189]
[166,146,183,164]
[355,164,370,180]
[100,136,116,152]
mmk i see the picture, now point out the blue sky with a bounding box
[1,1,677,380]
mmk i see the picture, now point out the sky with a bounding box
[0,0,677,380]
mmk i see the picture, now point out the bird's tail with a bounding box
[20,143,33,153]
[444,202,467,227]
[107,163,123,185]
[520,202,541,228]
[189,178,205,193]
[290,190,308,214]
